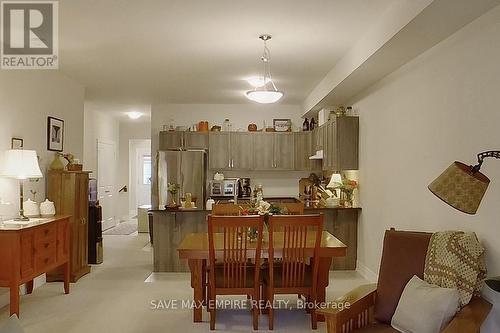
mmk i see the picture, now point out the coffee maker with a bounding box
[239,178,252,199]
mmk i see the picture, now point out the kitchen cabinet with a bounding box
[184,132,209,149]
[312,125,325,151]
[294,132,321,171]
[252,133,275,170]
[252,133,294,170]
[230,133,254,170]
[322,116,359,171]
[159,131,209,150]
[209,132,254,170]
[208,132,230,169]
[274,133,294,170]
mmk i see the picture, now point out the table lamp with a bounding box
[428,150,499,214]
[1,150,43,221]
[327,173,343,190]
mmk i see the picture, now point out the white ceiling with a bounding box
[59,0,396,107]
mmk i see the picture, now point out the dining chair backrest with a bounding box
[279,202,305,215]
[267,214,323,289]
[211,204,251,216]
[207,215,264,289]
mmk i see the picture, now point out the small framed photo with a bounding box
[47,116,64,152]
[273,119,292,132]
[11,137,24,149]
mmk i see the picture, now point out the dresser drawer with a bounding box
[34,238,56,257]
[35,247,57,270]
[34,224,56,243]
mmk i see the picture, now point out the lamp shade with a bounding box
[1,150,43,180]
[428,161,490,214]
[327,173,343,189]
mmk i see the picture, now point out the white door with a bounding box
[98,141,117,230]
[136,147,152,208]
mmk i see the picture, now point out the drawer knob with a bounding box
[44,258,49,264]
[44,243,49,248]
[44,229,49,235]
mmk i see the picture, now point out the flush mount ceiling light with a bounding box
[245,34,284,104]
[127,111,142,120]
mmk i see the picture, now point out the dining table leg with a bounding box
[188,258,205,323]
[316,257,333,322]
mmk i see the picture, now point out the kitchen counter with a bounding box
[150,201,361,272]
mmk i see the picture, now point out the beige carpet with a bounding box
[0,233,368,332]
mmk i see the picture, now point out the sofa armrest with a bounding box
[318,284,377,333]
[441,297,492,333]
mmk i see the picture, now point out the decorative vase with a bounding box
[24,199,40,217]
[40,199,56,217]
[49,153,64,171]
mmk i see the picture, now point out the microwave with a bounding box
[209,179,239,198]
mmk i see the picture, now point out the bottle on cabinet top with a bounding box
[302,118,310,131]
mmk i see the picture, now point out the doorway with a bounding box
[129,139,151,215]
[97,140,117,230]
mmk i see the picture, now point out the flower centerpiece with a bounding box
[166,183,180,208]
[337,178,358,207]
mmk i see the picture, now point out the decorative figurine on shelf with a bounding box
[61,153,83,171]
[166,183,180,209]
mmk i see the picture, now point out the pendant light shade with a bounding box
[246,90,283,104]
[245,35,284,104]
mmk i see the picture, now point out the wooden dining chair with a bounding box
[262,214,324,330]
[207,215,265,330]
[211,203,251,216]
[279,202,304,215]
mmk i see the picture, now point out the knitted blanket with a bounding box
[424,231,486,307]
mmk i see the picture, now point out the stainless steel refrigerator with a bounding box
[158,150,207,208]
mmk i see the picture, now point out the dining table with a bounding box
[177,230,347,323]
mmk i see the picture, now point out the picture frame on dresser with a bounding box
[47,116,64,152]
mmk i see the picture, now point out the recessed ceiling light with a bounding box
[246,76,271,88]
[127,111,142,120]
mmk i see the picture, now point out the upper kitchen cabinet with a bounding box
[274,133,294,170]
[208,132,231,169]
[312,125,325,151]
[184,132,209,149]
[252,133,275,170]
[230,133,254,170]
[159,131,209,150]
[294,132,321,171]
[252,133,294,170]
[322,116,359,171]
[209,132,254,170]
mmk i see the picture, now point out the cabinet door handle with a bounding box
[231,159,234,168]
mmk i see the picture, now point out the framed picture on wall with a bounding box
[11,137,23,149]
[273,119,292,132]
[47,116,64,152]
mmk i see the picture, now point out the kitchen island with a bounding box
[150,201,360,272]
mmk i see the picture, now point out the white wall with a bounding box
[0,70,84,308]
[118,121,151,218]
[151,103,308,207]
[83,108,120,227]
[351,5,500,278]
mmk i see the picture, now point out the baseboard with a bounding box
[356,260,378,283]
[0,275,46,310]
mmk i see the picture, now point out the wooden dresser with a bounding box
[0,216,70,316]
[46,170,91,282]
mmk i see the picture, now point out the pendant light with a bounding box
[246,35,284,104]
